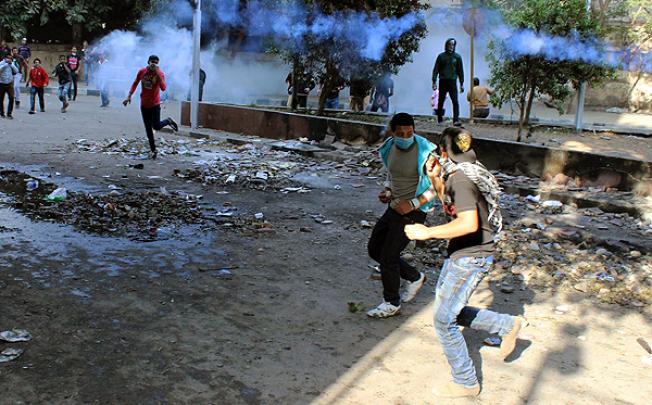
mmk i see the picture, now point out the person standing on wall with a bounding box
[370,72,394,113]
[432,38,464,126]
[467,77,494,119]
[123,55,179,160]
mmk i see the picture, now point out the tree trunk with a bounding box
[72,23,83,46]
[290,57,299,111]
[317,60,337,116]
[516,78,528,142]
[523,83,536,138]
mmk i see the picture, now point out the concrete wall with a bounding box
[180,102,651,187]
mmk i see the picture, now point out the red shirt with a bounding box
[129,67,167,108]
[29,66,49,88]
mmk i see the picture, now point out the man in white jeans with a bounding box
[406,127,525,398]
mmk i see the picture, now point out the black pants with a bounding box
[368,207,426,305]
[0,83,15,116]
[30,87,45,111]
[473,107,490,118]
[140,105,170,152]
[68,71,78,100]
[438,79,459,123]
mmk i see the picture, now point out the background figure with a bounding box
[432,38,464,125]
[320,74,345,109]
[187,68,206,102]
[67,47,81,101]
[430,88,445,117]
[467,77,494,119]
[26,58,49,113]
[52,55,71,113]
[11,48,28,108]
[96,54,110,107]
[370,73,394,113]
[0,53,18,118]
[17,38,31,80]
[349,77,371,112]
[286,70,315,109]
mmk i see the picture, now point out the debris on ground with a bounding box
[0,348,24,363]
[0,329,32,342]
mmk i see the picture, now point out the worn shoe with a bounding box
[366,301,401,318]
[6,114,13,119]
[167,116,179,132]
[62,101,69,113]
[433,382,480,398]
[148,150,158,160]
[453,120,462,127]
[28,110,35,115]
[500,316,527,359]
[15,101,19,108]
[401,272,426,303]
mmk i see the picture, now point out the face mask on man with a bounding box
[394,136,415,150]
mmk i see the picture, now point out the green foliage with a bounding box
[0,1,156,41]
[486,0,616,140]
[270,0,428,114]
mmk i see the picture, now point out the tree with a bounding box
[266,0,428,115]
[486,0,616,141]
[0,1,156,43]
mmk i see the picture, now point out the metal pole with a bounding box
[574,0,591,132]
[469,9,475,124]
[191,0,202,130]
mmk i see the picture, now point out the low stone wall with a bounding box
[180,102,652,188]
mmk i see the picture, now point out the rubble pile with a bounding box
[494,194,652,306]
[174,143,310,191]
[71,137,225,158]
[42,191,205,237]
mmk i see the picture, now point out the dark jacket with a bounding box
[432,45,464,84]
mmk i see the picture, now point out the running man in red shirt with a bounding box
[26,58,49,114]
[123,55,178,159]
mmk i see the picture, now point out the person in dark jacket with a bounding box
[67,46,81,101]
[52,55,72,113]
[432,38,464,126]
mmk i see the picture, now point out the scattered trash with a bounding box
[596,272,616,283]
[347,302,366,313]
[129,163,144,170]
[0,348,24,363]
[254,213,264,220]
[637,337,651,354]
[483,336,502,347]
[525,195,541,203]
[334,185,342,190]
[0,329,32,342]
[45,187,67,202]
[226,174,237,184]
[25,179,39,191]
[360,220,372,228]
[213,269,233,280]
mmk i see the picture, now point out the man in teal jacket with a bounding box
[367,112,438,318]
[432,38,465,126]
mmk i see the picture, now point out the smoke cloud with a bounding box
[89,1,650,117]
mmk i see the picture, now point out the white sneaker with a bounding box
[366,301,401,318]
[401,272,426,303]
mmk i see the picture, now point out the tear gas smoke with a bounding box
[90,2,650,116]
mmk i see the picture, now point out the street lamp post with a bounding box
[574,0,591,133]
[190,0,202,130]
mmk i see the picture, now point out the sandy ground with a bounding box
[0,95,650,404]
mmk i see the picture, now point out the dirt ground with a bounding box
[0,96,651,404]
